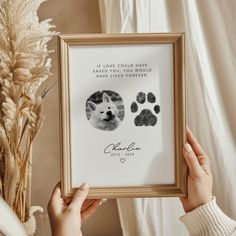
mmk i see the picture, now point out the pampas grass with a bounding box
[0,0,54,222]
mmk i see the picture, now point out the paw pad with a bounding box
[131,92,160,127]
[147,92,156,103]
[136,92,146,104]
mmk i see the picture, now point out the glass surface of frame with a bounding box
[58,33,187,198]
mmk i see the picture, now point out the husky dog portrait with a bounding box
[87,93,122,131]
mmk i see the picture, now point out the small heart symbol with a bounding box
[120,158,126,163]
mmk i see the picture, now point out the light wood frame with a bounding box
[58,33,187,198]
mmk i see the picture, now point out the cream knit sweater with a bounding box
[180,198,236,236]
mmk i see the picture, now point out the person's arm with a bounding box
[47,182,101,236]
[181,197,236,236]
[180,128,236,236]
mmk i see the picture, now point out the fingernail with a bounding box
[80,183,89,191]
[102,198,108,203]
[99,199,107,206]
[184,143,192,153]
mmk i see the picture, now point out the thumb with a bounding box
[183,143,203,178]
[47,182,63,215]
[69,183,89,212]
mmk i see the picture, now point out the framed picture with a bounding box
[58,33,187,198]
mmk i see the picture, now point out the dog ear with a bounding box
[87,101,97,111]
[102,93,111,103]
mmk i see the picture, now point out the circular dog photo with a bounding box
[86,90,124,131]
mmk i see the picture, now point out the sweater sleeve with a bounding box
[180,197,236,236]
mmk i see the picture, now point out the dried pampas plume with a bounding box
[0,0,55,223]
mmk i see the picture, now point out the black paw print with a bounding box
[130,92,160,126]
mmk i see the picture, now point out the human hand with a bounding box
[180,128,213,213]
[47,182,101,236]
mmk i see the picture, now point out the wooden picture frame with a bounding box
[58,33,187,198]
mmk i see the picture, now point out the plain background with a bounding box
[34,0,122,235]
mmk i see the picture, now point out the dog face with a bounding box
[87,93,119,124]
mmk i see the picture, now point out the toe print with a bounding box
[131,102,138,113]
[131,92,160,127]
[147,92,156,103]
[154,105,160,114]
[136,92,146,104]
